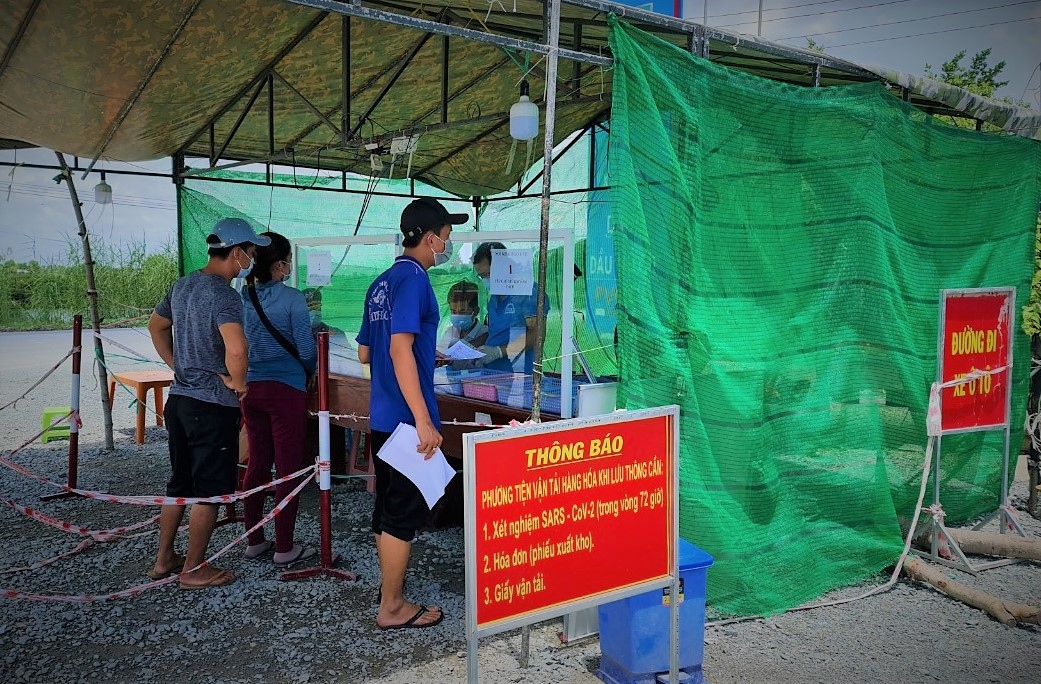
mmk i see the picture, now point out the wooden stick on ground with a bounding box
[945,529,1041,562]
[902,556,1040,625]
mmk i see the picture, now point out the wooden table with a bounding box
[315,373,558,459]
[107,370,174,445]
[311,373,561,528]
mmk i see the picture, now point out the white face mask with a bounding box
[237,250,254,280]
[431,233,453,267]
[450,313,474,330]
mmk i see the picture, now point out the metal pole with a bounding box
[530,0,562,424]
[282,331,356,582]
[757,0,763,36]
[317,331,332,565]
[41,314,82,502]
[55,152,114,451]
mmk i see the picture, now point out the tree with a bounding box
[805,38,825,54]
[923,48,1030,131]
[924,48,1008,99]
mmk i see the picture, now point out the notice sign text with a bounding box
[939,289,1013,432]
[469,411,674,629]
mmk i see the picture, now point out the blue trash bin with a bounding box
[597,539,714,684]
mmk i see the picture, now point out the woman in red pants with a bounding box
[240,232,317,566]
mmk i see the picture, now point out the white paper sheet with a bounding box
[375,423,457,509]
[443,339,485,361]
[306,250,332,286]
[489,247,534,295]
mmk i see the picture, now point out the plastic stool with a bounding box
[41,406,72,443]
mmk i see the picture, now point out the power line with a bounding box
[717,0,915,29]
[1,184,176,211]
[1020,62,1041,104]
[709,0,849,20]
[777,0,1040,40]
[823,16,1041,48]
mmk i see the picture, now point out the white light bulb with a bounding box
[509,80,539,141]
[94,180,112,205]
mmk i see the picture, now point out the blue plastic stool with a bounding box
[41,406,72,443]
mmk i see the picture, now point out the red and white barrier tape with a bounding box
[1,497,160,540]
[0,449,315,506]
[2,411,75,459]
[93,331,161,363]
[0,349,77,412]
[1,472,312,602]
[313,411,519,429]
[0,539,95,576]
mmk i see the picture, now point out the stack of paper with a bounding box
[375,422,457,508]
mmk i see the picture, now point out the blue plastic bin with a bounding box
[597,539,714,684]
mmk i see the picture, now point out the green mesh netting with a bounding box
[177,144,618,380]
[608,18,1041,616]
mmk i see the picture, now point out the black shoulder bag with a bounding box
[247,285,311,378]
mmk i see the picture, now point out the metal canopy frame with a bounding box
[165,0,1007,203]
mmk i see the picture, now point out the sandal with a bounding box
[147,555,185,580]
[273,545,317,568]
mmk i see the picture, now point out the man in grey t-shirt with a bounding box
[147,217,270,590]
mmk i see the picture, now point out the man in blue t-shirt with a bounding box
[357,196,467,630]
[472,241,549,375]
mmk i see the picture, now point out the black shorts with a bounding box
[370,430,431,542]
[164,394,241,500]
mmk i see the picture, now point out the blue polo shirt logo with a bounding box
[369,280,390,321]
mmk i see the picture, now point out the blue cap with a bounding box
[206,217,271,248]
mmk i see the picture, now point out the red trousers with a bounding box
[241,381,308,553]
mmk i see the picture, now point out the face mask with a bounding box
[450,314,474,330]
[479,275,490,288]
[278,260,291,282]
[431,234,453,267]
[237,251,254,280]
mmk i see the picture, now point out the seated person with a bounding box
[438,281,488,349]
[472,241,549,375]
[303,287,347,341]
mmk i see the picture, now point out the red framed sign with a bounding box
[937,288,1014,434]
[463,406,678,636]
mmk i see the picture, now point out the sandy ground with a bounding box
[0,328,1039,683]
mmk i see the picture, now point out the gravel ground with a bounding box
[1,329,1039,683]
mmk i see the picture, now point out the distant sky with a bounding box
[1,0,1038,264]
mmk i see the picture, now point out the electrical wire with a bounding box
[777,0,1041,40]
[825,16,1041,48]
[716,0,915,29]
[708,0,851,20]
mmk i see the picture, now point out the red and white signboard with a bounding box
[937,288,1014,433]
[464,406,678,635]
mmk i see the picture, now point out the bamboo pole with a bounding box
[55,152,115,450]
[902,556,1040,625]
[945,528,1041,562]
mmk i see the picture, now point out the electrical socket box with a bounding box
[390,135,420,156]
[369,154,384,172]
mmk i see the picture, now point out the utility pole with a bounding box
[55,152,115,451]
[757,0,763,36]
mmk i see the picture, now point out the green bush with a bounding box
[0,237,177,331]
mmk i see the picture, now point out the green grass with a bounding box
[0,237,177,331]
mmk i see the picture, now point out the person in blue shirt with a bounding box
[472,241,548,375]
[357,196,467,630]
[240,232,317,567]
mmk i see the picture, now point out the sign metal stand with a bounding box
[463,406,681,683]
[915,287,1028,575]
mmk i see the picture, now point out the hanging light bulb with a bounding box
[94,172,112,205]
[509,80,539,141]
